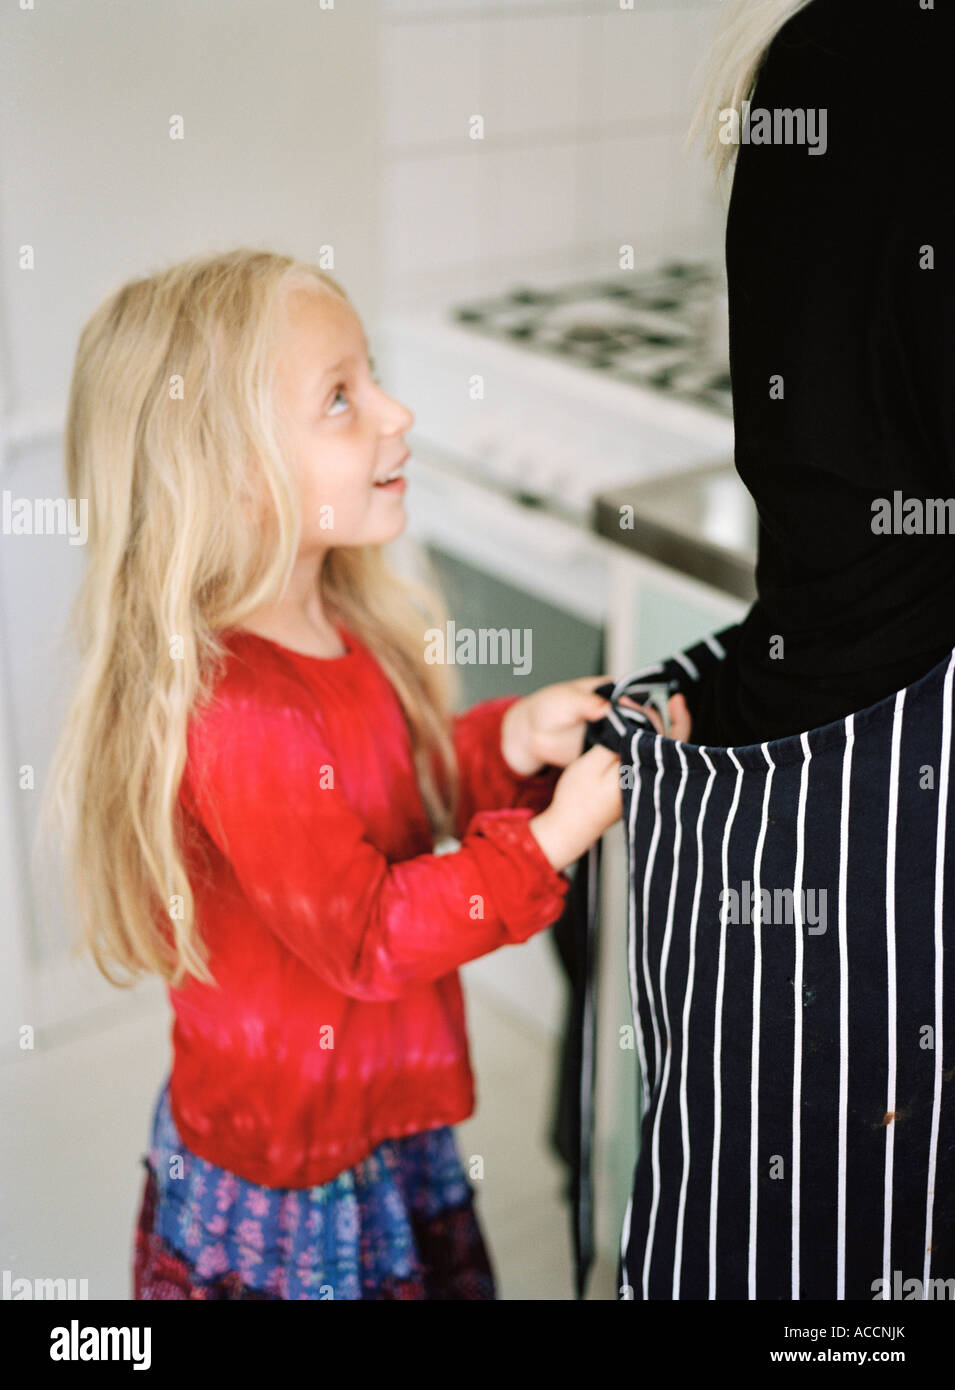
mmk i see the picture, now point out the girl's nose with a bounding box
[385,395,414,434]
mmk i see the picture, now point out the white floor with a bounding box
[0,974,617,1301]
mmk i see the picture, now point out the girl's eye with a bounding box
[326,371,382,417]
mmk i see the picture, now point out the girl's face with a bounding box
[273,285,414,552]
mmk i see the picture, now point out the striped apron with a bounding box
[572,626,955,1301]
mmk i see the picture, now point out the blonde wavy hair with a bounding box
[41,248,460,992]
[691,0,814,175]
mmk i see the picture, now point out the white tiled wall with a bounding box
[379,0,725,310]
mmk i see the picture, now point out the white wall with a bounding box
[378,0,725,310]
[0,0,381,425]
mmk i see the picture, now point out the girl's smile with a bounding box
[372,473,407,494]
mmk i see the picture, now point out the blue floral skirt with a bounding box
[132,1079,496,1300]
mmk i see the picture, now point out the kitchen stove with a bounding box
[451,261,733,419]
[376,261,735,529]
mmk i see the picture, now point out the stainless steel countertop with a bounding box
[594,461,759,602]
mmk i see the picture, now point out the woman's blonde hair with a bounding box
[41,248,460,991]
[691,0,814,175]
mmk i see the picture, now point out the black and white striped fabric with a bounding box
[573,626,955,1301]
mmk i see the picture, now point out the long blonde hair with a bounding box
[42,249,460,992]
[691,0,814,175]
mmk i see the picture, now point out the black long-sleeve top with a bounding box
[692,0,955,747]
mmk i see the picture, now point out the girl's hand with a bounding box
[500,679,693,776]
[529,745,625,871]
[500,676,616,776]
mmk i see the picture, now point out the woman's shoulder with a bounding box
[775,0,951,70]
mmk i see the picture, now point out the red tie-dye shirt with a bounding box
[167,623,568,1188]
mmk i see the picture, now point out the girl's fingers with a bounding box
[668,693,692,740]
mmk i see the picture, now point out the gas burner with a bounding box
[508,286,558,306]
[660,260,708,280]
[450,262,732,418]
[562,323,619,344]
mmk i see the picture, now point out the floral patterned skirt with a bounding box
[132,1079,496,1300]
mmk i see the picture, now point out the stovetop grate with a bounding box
[451,261,732,418]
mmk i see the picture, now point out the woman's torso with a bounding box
[695,0,955,747]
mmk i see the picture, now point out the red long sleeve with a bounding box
[166,625,569,1187]
[181,695,567,1004]
[450,695,563,836]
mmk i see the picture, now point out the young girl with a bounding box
[47,248,669,1300]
